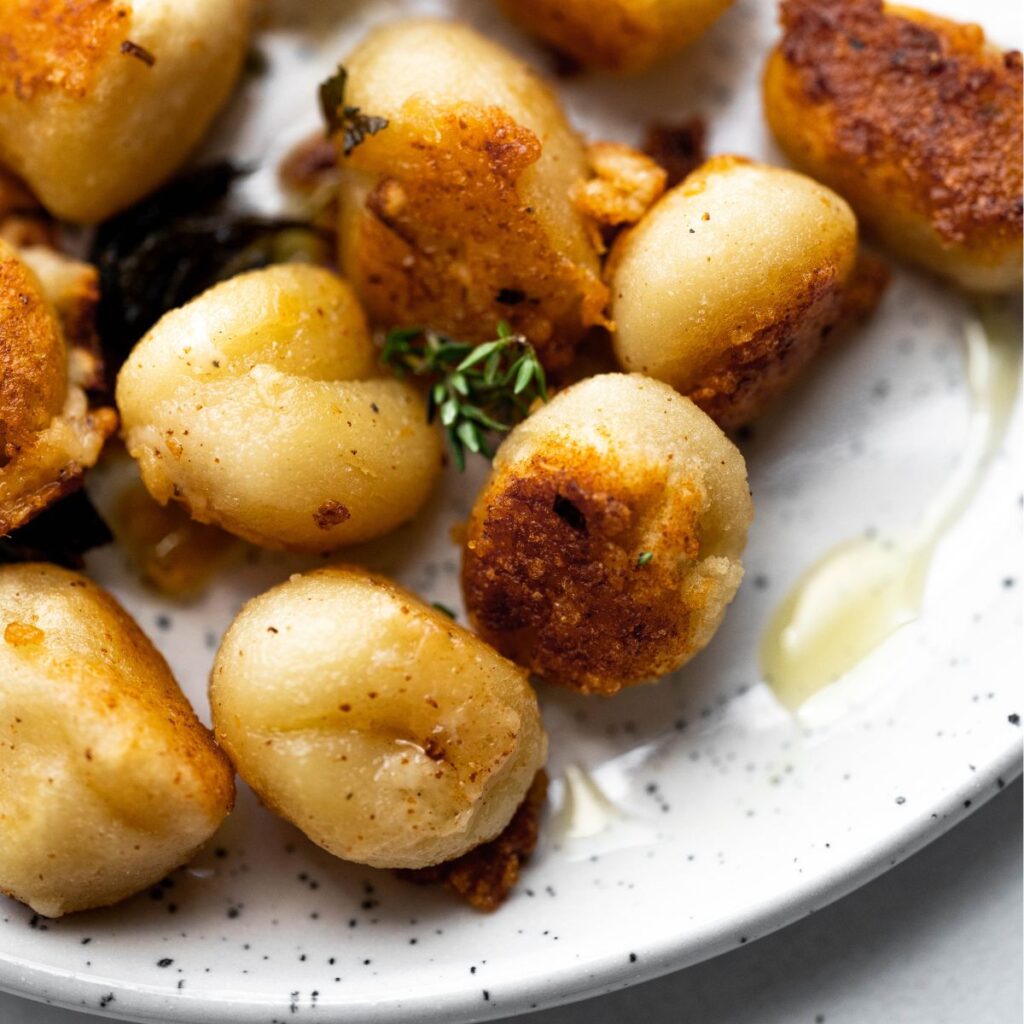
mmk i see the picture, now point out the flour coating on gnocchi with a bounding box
[462,374,753,695]
[335,18,608,370]
[0,563,234,918]
[116,264,442,552]
[210,567,547,870]
[609,157,858,429]
[0,0,250,223]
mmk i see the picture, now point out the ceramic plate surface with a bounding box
[1,1,1021,1021]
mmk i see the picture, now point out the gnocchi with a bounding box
[496,0,736,73]
[0,239,115,534]
[609,156,858,429]
[0,0,250,223]
[763,0,1022,294]
[335,18,607,370]
[0,563,234,917]
[116,264,442,552]
[210,567,547,870]
[462,373,753,695]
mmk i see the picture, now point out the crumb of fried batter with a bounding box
[776,0,1023,246]
[0,168,57,249]
[643,117,707,189]
[397,771,548,912]
[571,142,667,230]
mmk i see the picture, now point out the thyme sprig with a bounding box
[381,322,548,471]
[318,66,389,156]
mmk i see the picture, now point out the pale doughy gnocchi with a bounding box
[763,0,1022,293]
[462,373,753,695]
[497,0,736,72]
[116,264,442,552]
[210,567,547,870]
[335,18,608,370]
[0,239,116,534]
[609,156,858,429]
[0,0,250,223]
[0,563,234,917]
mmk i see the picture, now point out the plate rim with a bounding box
[1,741,1019,1024]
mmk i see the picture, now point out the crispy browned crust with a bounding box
[686,263,845,430]
[341,103,608,370]
[771,0,1023,248]
[0,0,131,102]
[398,770,547,912]
[1,243,116,534]
[0,247,65,461]
[497,0,662,73]
[462,442,726,695]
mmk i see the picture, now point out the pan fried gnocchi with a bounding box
[0,563,234,918]
[764,0,1023,293]
[334,18,608,370]
[496,0,736,73]
[0,239,116,534]
[0,0,250,224]
[608,157,859,429]
[462,374,753,695]
[116,264,442,552]
[210,567,547,870]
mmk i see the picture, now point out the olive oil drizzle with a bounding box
[761,300,1021,708]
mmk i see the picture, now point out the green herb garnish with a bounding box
[636,551,654,567]
[318,66,389,156]
[381,322,548,471]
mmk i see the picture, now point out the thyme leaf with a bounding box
[381,323,548,471]
[319,66,389,156]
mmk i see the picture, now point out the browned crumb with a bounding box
[279,132,340,236]
[398,771,548,912]
[776,0,1023,247]
[0,168,57,249]
[313,500,351,530]
[838,250,890,325]
[0,0,132,102]
[643,117,707,189]
[571,141,667,231]
[341,102,608,370]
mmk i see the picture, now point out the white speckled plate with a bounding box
[1,0,1021,1021]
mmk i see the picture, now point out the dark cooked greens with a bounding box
[0,490,112,569]
[90,162,327,377]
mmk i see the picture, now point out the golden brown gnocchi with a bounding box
[0,0,250,223]
[763,0,1022,293]
[0,563,234,917]
[335,18,608,370]
[210,567,547,870]
[462,373,753,695]
[0,239,115,534]
[609,156,858,429]
[496,0,736,73]
[116,264,442,552]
